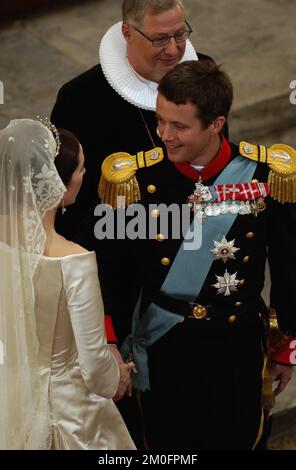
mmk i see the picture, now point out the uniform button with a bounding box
[156,234,166,241]
[252,179,258,183]
[147,185,156,194]
[192,305,207,320]
[228,315,237,324]
[239,279,245,286]
[246,232,254,239]
[161,257,170,266]
[235,301,242,307]
[151,209,160,218]
[258,312,263,319]
[243,256,250,263]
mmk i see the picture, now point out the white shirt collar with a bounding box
[191,164,205,171]
[99,21,198,111]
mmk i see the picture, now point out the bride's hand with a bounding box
[108,345,132,401]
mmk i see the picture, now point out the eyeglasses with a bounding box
[131,21,193,48]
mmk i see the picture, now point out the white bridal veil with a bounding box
[0,119,66,449]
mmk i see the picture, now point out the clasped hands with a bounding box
[109,345,137,402]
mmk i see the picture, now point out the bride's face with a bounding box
[63,144,86,206]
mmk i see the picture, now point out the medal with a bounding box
[188,179,268,219]
[229,203,239,214]
[213,270,241,296]
[204,204,213,216]
[211,236,240,263]
[219,203,229,215]
[251,197,267,216]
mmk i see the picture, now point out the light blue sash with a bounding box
[121,156,257,390]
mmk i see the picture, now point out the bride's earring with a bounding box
[61,198,67,215]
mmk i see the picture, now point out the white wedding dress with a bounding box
[34,250,135,450]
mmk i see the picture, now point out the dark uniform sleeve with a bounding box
[268,200,296,336]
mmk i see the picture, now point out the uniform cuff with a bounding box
[104,315,118,343]
[271,337,296,365]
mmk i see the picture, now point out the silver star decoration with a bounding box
[213,270,241,296]
[211,236,240,263]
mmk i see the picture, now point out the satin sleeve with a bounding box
[61,251,119,398]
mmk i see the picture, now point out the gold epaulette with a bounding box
[240,141,296,203]
[98,147,163,208]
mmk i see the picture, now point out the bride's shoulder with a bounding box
[44,234,89,258]
[61,241,89,256]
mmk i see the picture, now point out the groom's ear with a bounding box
[210,116,226,135]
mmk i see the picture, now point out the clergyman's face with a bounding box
[124,5,187,83]
[156,93,213,166]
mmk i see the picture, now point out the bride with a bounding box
[0,118,135,450]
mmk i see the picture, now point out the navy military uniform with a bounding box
[99,136,296,449]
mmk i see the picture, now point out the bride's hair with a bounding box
[55,129,80,185]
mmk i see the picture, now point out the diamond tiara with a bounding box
[37,116,61,159]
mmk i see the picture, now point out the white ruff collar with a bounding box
[99,21,198,111]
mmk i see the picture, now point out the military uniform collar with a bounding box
[99,21,198,111]
[174,135,232,182]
